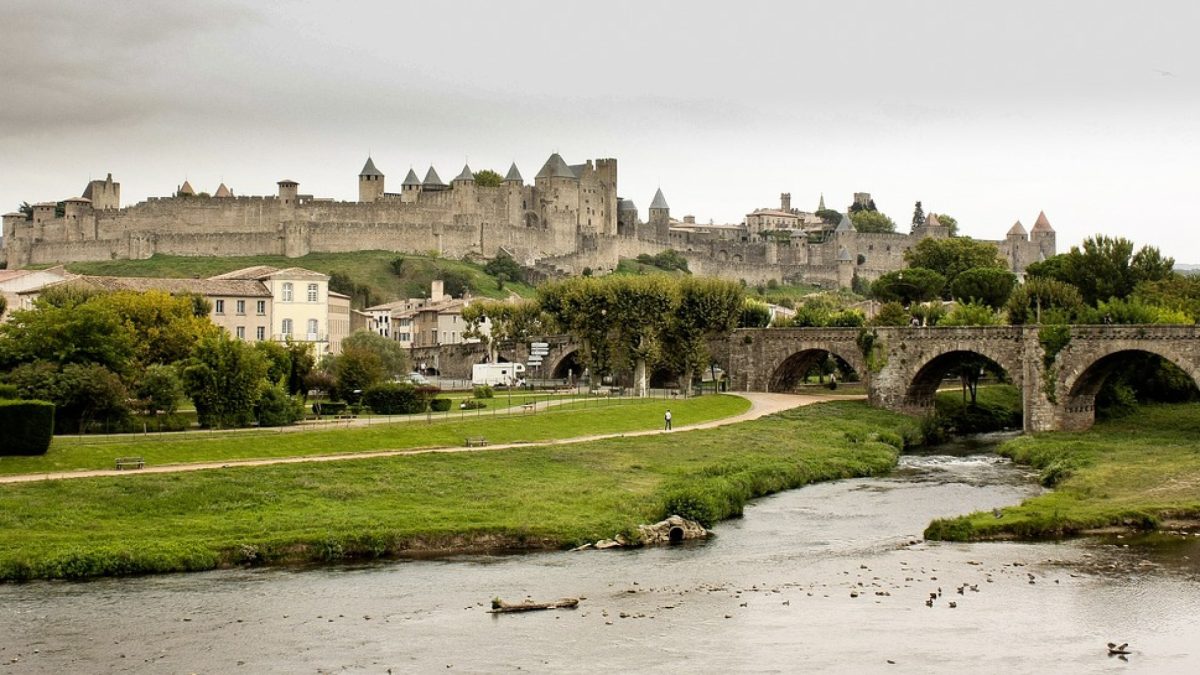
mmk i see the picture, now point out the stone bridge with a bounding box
[715,325,1200,432]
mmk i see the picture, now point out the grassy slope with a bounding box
[61,251,535,302]
[926,403,1200,541]
[0,395,749,476]
[0,401,914,581]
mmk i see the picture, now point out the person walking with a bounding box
[664,409,672,431]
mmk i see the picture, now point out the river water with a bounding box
[2,438,1198,674]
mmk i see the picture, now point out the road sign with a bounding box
[530,342,549,348]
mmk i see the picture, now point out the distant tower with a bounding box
[277,179,299,206]
[177,180,195,197]
[649,188,670,241]
[503,162,523,185]
[358,157,385,203]
[817,193,826,211]
[836,246,854,289]
[834,212,856,236]
[452,164,474,185]
[1030,210,1056,259]
[617,198,638,236]
[82,173,120,210]
[423,166,448,192]
[780,192,791,212]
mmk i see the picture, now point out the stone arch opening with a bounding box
[903,349,1016,412]
[769,348,860,392]
[716,250,728,262]
[1062,349,1200,429]
[550,349,584,382]
[523,211,540,228]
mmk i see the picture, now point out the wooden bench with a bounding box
[115,456,145,470]
[465,436,489,447]
[521,403,536,413]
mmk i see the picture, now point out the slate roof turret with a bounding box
[423,166,447,188]
[1007,220,1027,237]
[835,213,855,233]
[359,156,384,177]
[649,188,669,210]
[504,163,523,182]
[402,169,422,186]
[536,153,576,179]
[452,164,474,182]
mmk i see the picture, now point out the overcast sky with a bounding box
[2,0,1197,261]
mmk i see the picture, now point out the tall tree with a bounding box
[849,210,896,233]
[910,201,925,231]
[903,237,1005,296]
[182,333,268,428]
[950,267,1017,309]
[870,268,946,306]
[340,330,410,379]
[661,277,744,393]
[463,298,548,362]
[1028,236,1175,305]
[1005,278,1085,325]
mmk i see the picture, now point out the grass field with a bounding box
[925,403,1200,541]
[0,400,916,581]
[59,250,535,303]
[0,395,749,476]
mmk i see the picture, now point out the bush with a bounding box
[472,384,495,399]
[255,383,302,427]
[460,399,486,410]
[662,488,721,528]
[430,398,452,412]
[0,400,55,455]
[363,382,420,414]
[0,384,18,399]
[312,400,347,416]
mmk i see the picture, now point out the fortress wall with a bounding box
[96,198,284,238]
[26,238,122,265]
[853,232,914,272]
[154,231,283,258]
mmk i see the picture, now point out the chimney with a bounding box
[780,192,791,212]
[431,279,446,300]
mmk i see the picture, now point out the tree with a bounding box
[285,340,316,397]
[440,269,472,298]
[473,169,503,187]
[815,209,842,225]
[738,300,772,328]
[939,301,1000,327]
[0,295,6,316]
[182,333,268,428]
[6,361,131,433]
[903,237,1005,295]
[869,302,909,327]
[1134,274,1200,322]
[1026,236,1175,306]
[332,346,385,402]
[340,330,409,379]
[329,271,378,309]
[910,202,925,231]
[254,381,302,426]
[254,340,292,385]
[661,277,744,393]
[950,267,1017,309]
[133,364,183,416]
[870,268,946,306]
[0,299,134,374]
[610,275,677,396]
[849,210,896,234]
[462,298,547,362]
[1005,278,1085,325]
[483,252,524,283]
[18,201,33,220]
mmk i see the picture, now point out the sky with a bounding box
[2,0,1198,261]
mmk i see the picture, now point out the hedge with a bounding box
[0,399,55,456]
[430,398,452,412]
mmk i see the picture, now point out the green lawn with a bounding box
[59,250,535,302]
[926,403,1200,541]
[0,395,749,476]
[0,401,915,581]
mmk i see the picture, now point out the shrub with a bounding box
[363,382,420,414]
[312,400,347,416]
[430,398,452,412]
[460,399,486,410]
[0,384,18,399]
[255,382,302,427]
[0,400,55,455]
[662,488,721,528]
[472,384,495,399]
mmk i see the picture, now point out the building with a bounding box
[366,279,491,350]
[0,266,75,319]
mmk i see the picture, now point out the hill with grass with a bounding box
[60,251,536,307]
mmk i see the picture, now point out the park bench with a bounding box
[465,436,489,447]
[115,456,145,470]
[521,402,536,413]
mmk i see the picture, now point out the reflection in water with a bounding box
[1,446,1197,674]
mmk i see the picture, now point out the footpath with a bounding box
[0,392,862,485]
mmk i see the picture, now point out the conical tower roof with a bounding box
[649,188,669,210]
[402,168,421,186]
[818,193,826,211]
[504,163,523,182]
[536,153,576,179]
[423,166,446,187]
[1007,220,1027,236]
[1031,210,1054,232]
[178,180,195,196]
[214,183,232,198]
[925,213,942,228]
[452,164,474,182]
[359,156,383,177]
[835,212,855,233]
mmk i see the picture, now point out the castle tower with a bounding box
[834,212,856,235]
[423,166,447,192]
[401,168,422,203]
[649,188,670,241]
[277,179,299,206]
[2,212,24,243]
[504,163,523,184]
[617,198,638,236]
[62,196,91,221]
[177,180,195,197]
[452,164,474,185]
[82,173,120,210]
[214,183,233,198]
[913,212,949,239]
[1006,220,1028,242]
[780,192,791,212]
[1030,210,1056,258]
[836,246,854,289]
[358,157,385,203]
[534,153,580,235]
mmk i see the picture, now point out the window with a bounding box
[256,326,265,340]
[282,318,293,336]
[256,300,266,315]
[235,326,245,339]
[307,283,318,302]
[282,283,293,302]
[236,299,245,315]
[215,299,225,314]
[307,319,318,337]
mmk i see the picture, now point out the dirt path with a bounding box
[0,392,861,485]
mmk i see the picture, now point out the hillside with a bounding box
[61,251,536,307]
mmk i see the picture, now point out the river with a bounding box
[2,437,1198,674]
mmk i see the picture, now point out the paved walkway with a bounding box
[0,392,862,485]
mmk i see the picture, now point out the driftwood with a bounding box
[488,597,580,613]
[1107,642,1131,656]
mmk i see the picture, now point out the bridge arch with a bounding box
[546,348,584,381]
[900,346,1023,413]
[1058,343,1200,430]
[768,346,864,392]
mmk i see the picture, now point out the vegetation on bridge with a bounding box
[925,403,1200,541]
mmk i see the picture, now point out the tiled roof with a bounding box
[210,265,280,280]
[1032,211,1054,232]
[35,275,271,297]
